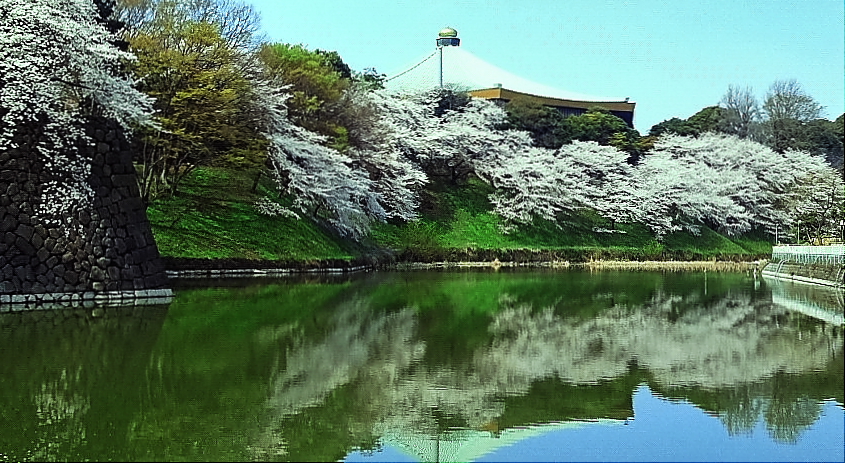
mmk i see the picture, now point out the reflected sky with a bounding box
[484,386,843,462]
[347,385,845,462]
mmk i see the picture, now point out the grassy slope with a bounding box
[369,176,772,261]
[148,167,772,262]
[146,167,358,261]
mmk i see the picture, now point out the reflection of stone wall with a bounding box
[0,117,168,302]
[767,278,844,325]
[0,305,169,461]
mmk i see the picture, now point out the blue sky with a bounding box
[248,0,844,132]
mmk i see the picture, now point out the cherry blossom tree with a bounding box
[483,142,632,230]
[260,85,424,238]
[629,133,834,237]
[260,87,539,238]
[0,0,152,134]
[371,90,635,232]
[787,166,844,244]
[627,150,750,236]
[260,84,835,242]
[375,89,536,185]
[0,0,153,220]
[338,88,427,223]
[266,126,383,238]
[552,141,636,226]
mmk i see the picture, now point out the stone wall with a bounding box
[1,117,169,301]
[762,261,844,289]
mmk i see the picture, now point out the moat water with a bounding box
[1,269,842,462]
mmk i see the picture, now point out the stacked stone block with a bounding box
[1,117,169,300]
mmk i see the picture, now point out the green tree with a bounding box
[565,107,647,162]
[608,132,654,163]
[762,79,824,153]
[794,118,844,169]
[686,106,724,134]
[354,67,387,90]
[258,43,351,148]
[566,107,631,145]
[315,49,352,79]
[834,113,845,170]
[649,107,724,138]
[501,98,571,148]
[129,18,266,201]
[649,117,698,137]
[503,103,649,161]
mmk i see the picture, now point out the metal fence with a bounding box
[771,245,845,266]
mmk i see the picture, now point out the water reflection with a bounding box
[0,304,169,461]
[0,270,842,461]
[766,276,845,325]
[260,273,842,461]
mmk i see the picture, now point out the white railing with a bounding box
[771,245,845,265]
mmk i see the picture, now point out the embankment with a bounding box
[162,248,764,278]
[762,245,844,289]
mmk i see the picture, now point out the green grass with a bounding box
[146,167,356,261]
[147,168,772,263]
[728,230,774,255]
[368,176,772,261]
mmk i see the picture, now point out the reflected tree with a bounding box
[765,394,822,443]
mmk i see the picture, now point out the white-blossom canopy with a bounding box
[0,0,153,223]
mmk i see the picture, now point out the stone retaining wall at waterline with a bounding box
[1,117,171,310]
[762,245,845,289]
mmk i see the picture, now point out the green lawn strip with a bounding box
[147,167,773,263]
[371,202,769,261]
[147,167,355,261]
[728,229,774,256]
[661,227,767,259]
